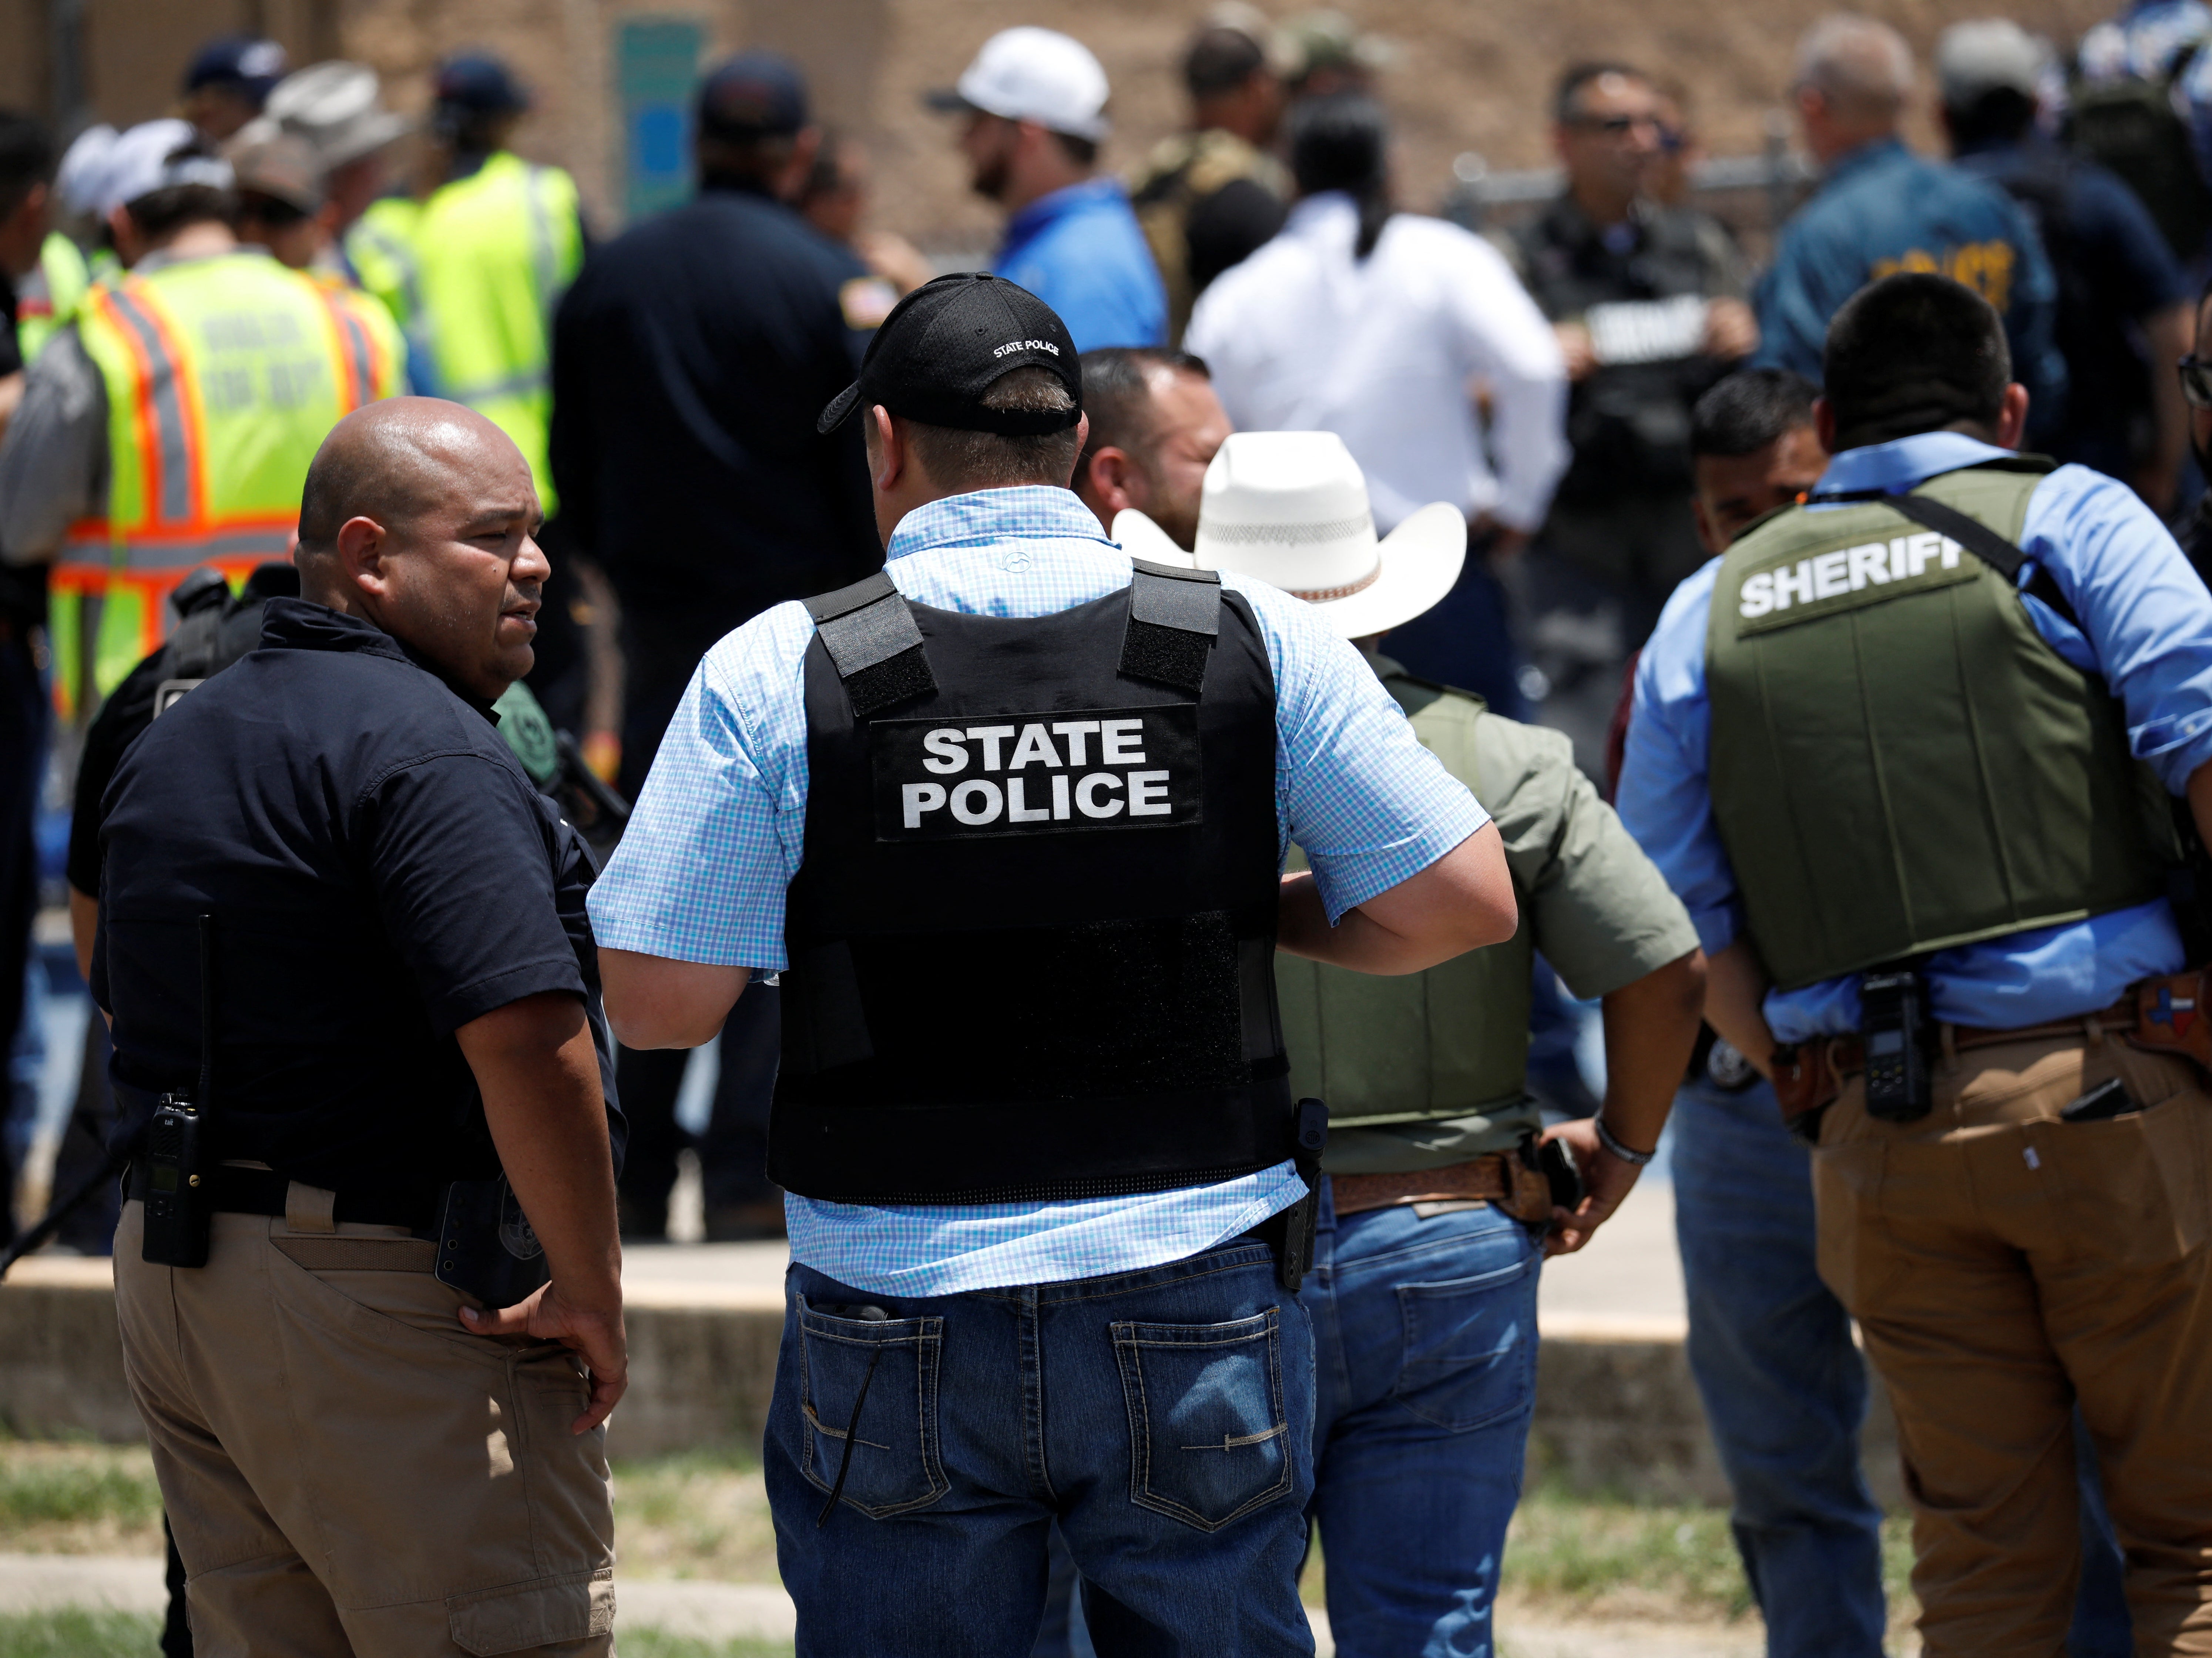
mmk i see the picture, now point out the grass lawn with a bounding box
[0,1438,1922,1646]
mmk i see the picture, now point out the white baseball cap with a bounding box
[1114,432,1467,640]
[928,28,1111,142]
[85,120,234,218]
[1936,19,2051,106]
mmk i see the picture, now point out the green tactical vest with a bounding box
[1273,675,1538,1152]
[1707,460,2176,991]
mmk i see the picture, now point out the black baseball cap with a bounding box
[698,51,809,141]
[817,272,1082,436]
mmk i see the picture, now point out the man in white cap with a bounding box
[1939,18,2192,516]
[0,119,402,719]
[929,27,1167,350]
[1116,433,1705,1658]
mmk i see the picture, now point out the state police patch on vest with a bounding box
[773,560,1294,1206]
[875,704,1202,838]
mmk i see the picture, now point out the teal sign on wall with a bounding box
[618,17,704,224]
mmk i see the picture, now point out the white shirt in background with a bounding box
[1186,191,1570,534]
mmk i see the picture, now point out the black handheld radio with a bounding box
[142,915,216,1267]
[1859,969,1933,1123]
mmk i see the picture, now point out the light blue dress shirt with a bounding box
[995,178,1167,352]
[1617,431,2212,1041]
[589,486,1488,1294]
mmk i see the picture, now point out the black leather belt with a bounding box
[125,1163,440,1233]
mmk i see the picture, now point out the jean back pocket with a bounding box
[1112,1307,1292,1532]
[797,1297,949,1519]
[1390,1249,1539,1433]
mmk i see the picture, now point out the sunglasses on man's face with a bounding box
[2181,354,2212,411]
[1569,113,1661,138]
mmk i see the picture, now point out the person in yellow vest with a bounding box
[347,54,583,507]
[0,119,402,721]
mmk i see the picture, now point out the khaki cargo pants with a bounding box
[1813,1033,2212,1657]
[114,1195,616,1657]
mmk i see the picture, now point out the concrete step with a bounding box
[0,1183,1900,1507]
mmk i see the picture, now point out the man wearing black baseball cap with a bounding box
[592,269,1519,1651]
[549,50,884,1245]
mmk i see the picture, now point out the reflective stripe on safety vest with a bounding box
[52,250,402,716]
[15,232,91,365]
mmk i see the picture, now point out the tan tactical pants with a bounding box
[1812,1033,2212,1657]
[114,1197,616,1657]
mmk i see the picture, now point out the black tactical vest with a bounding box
[771,560,1292,1204]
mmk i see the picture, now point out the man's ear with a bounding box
[1813,395,1839,456]
[1994,382,2031,450]
[869,404,906,495]
[1691,494,1723,557]
[1083,443,1145,515]
[334,514,390,600]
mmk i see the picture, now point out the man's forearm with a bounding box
[1276,824,1517,974]
[1595,949,1707,1150]
[456,990,620,1300]
[1704,937,1778,1077]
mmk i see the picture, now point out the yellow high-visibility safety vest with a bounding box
[54,248,403,716]
[346,152,582,508]
[14,232,91,365]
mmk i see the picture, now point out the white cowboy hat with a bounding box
[1113,431,1466,640]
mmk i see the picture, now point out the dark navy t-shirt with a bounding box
[92,599,621,1190]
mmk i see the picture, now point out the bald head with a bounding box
[296,396,549,703]
[299,398,518,575]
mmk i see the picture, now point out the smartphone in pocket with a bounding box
[2060,1077,2140,1124]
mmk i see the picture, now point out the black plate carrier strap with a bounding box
[806,570,937,717]
[1121,558,1221,693]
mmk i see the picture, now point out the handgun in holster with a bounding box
[142,916,219,1268]
[1255,1097,1330,1294]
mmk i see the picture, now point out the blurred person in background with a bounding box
[348,53,583,507]
[224,127,328,271]
[1071,345,1230,549]
[1281,9,1393,100]
[2072,1,2212,271]
[929,27,1167,350]
[796,130,934,301]
[1188,92,1567,719]
[1501,61,1755,775]
[1941,19,2193,515]
[179,35,287,145]
[0,121,402,722]
[263,62,410,256]
[1753,14,2065,442]
[4,115,87,383]
[1130,8,1290,343]
[550,51,880,1242]
[1645,79,1700,210]
[0,112,58,1242]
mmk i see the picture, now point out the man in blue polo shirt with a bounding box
[1620,272,2212,1653]
[1753,14,2065,439]
[929,28,1167,351]
[589,272,1514,1654]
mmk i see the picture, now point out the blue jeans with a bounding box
[1302,1179,1542,1658]
[1672,1077,2132,1658]
[767,1239,1318,1657]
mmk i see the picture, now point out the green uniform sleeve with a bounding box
[1473,710,1699,999]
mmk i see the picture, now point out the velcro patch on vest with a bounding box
[1732,530,1976,636]
[870,704,1202,840]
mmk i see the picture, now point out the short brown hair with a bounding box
[901,366,1083,490]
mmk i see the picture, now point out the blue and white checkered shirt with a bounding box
[589,486,1489,1295]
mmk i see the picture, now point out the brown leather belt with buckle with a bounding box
[1772,970,2211,1141]
[1330,1153,1554,1224]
